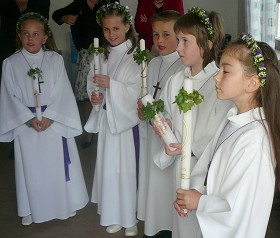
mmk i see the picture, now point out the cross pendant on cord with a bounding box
[153,82,161,99]
[38,75,44,93]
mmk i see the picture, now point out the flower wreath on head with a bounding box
[16,12,52,37]
[187,7,214,42]
[240,33,267,88]
[96,2,132,26]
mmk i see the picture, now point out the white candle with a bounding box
[181,78,193,189]
[139,39,147,96]
[93,38,100,111]
[32,64,42,121]
[141,94,178,151]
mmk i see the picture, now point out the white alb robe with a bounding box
[191,107,275,238]
[0,48,89,223]
[137,52,185,236]
[85,40,141,228]
[157,62,233,238]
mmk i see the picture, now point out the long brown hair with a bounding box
[99,6,137,60]
[224,41,280,189]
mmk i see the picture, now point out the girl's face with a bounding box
[102,16,129,47]
[18,19,48,54]
[152,20,178,56]
[176,31,204,75]
[215,53,249,106]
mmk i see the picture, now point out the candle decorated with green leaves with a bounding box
[174,79,204,189]
[141,94,178,151]
[133,39,152,97]
[28,64,43,120]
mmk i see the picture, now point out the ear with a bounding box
[125,23,130,33]
[42,35,48,44]
[208,40,213,50]
[246,75,261,93]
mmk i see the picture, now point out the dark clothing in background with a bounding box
[52,0,119,50]
[0,0,50,80]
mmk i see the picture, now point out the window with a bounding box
[246,0,276,49]
[276,2,280,49]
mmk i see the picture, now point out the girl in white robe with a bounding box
[0,12,89,225]
[84,2,141,236]
[174,35,280,238]
[154,8,233,238]
[136,10,185,237]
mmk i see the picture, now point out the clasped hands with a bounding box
[29,117,53,132]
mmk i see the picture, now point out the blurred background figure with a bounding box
[0,0,50,81]
[134,0,184,53]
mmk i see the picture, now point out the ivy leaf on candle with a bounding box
[133,47,152,65]
[88,43,105,55]
[142,99,164,120]
[174,87,204,113]
[27,67,43,80]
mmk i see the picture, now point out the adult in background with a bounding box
[135,0,184,51]
[0,0,50,81]
[52,0,119,149]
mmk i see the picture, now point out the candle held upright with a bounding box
[93,38,100,111]
[139,39,148,96]
[32,64,42,121]
[181,78,193,190]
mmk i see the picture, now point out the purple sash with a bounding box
[132,125,140,187]
[28,106,71,181]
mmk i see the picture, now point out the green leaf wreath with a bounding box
[142,99,164,120]
[173,88,204,113]
[133,47,152,65]
[88,43,105,55]
[27,67,43,80]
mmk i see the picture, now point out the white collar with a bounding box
[109,40,132,53]
[184,61,218,84]
[227,107,265,127]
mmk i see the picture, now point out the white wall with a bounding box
[184,0,244,39]
[49,0,245,81]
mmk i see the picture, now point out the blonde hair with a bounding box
[16,12,58,52]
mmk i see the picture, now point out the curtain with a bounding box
[245,0,276,47]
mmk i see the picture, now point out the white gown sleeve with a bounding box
[106,57,141,134]
[42,54,82,138]
[0,59,35,142]
[196,133,275,238]
[153,75,178,169]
